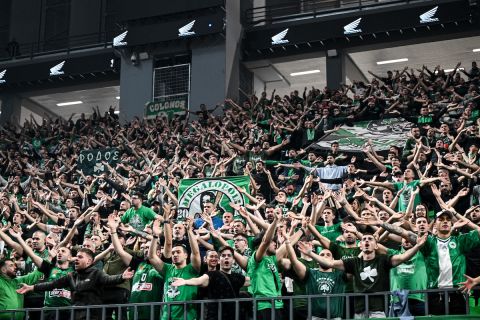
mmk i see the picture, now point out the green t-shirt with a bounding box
[393,180,421,212]
[329,241,361,260]
[342,254,393,313]
[121,205,156,231]
[288,258,318,309]
[304,268,346,318]
[25,249,50,274]
[130,261,163,320]
[329,242,361,293]
[247,252,283,311]
[0,271,43,320]
[388,248,427,301]
[247,151,266,164]
[315,223,342,242]
[160,263,198,320]
[421,231,480,288]
[24,249,50,301]
[38,260,74,307]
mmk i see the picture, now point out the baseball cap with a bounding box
[435,210,454,219]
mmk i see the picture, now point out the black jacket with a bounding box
[34,265,124,313]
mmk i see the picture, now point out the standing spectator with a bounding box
[108,215,164,320]
[306,232,427,318]
[0,259,42,320]
[147,217,201,320]
[121,193,158,231]
[172,246,248,320]
[421,210,480,315]
[17,248,134,320]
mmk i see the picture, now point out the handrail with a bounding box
[244,0,426,27]
[1,31,115,62]
[0,287,474,320]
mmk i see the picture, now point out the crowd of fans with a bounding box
[0,61,479,320]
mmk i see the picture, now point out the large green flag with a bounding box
[177,176,250,220]
[316,117,414,152]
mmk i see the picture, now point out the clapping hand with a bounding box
[459,275,480,294]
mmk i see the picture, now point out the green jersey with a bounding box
[388,248,427,301]
[421,231,480,288]
[121,205,156,231]
[393,180,421,212]
[329,241,361,293]
[160,263,198,320]
[24,249,49,301]
[315,223,342,242]
[342,254,393,313]
[288,258,318,309]
[247,252,283,311]
[25,249,50,274]
[38,260,74,307]
[304,268,345,318]
[329,241,361,260]
[130,259,163,320]
[0,271,43,320]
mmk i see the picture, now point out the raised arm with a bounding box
[285,238,307,280]
[391,233,427,267]
[0,227,24,255]
[9,228,43,267]
[359,179,394,190]
[162,205,173,259]
[148,219,165,273]
[107,214,133,266]
[307,223,331,249]
[297,241,345,271]
[210,227,248,270]
[254,210,279,262]
[171,274,210,288]
[186,218,201,272]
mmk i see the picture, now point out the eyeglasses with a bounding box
[233,238,246,242]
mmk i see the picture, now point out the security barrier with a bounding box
[0,287,477,320]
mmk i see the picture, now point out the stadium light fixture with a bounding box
[473,48,480,52]
[115,96,120,100]
[290,70,320,77]
[114,110,120,114]
[441,68,464,73]
[56,101,83,106]
[376,58,408,65]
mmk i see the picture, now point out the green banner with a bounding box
[145,94,188,119]
[316,117,414,152]
[78,148,121,175]
[177,176,250,220]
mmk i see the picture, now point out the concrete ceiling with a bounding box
[248,36,480,96]
[26,85,120,120]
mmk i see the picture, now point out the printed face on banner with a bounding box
[177,178,248,220]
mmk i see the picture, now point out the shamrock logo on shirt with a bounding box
[166,284,180,299]
[360,266,378,282]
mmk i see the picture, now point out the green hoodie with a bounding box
[0,270,43,320]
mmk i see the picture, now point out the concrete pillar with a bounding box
[326,49,346,90]
[69,0,101,45]
[119,54,154,122]
[225,0,242,102]
[190,42,226,113]
[0,94,21,126]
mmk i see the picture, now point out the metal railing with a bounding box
[0,287,475,320]
[1,31,115,62]
[244,0,427,27]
